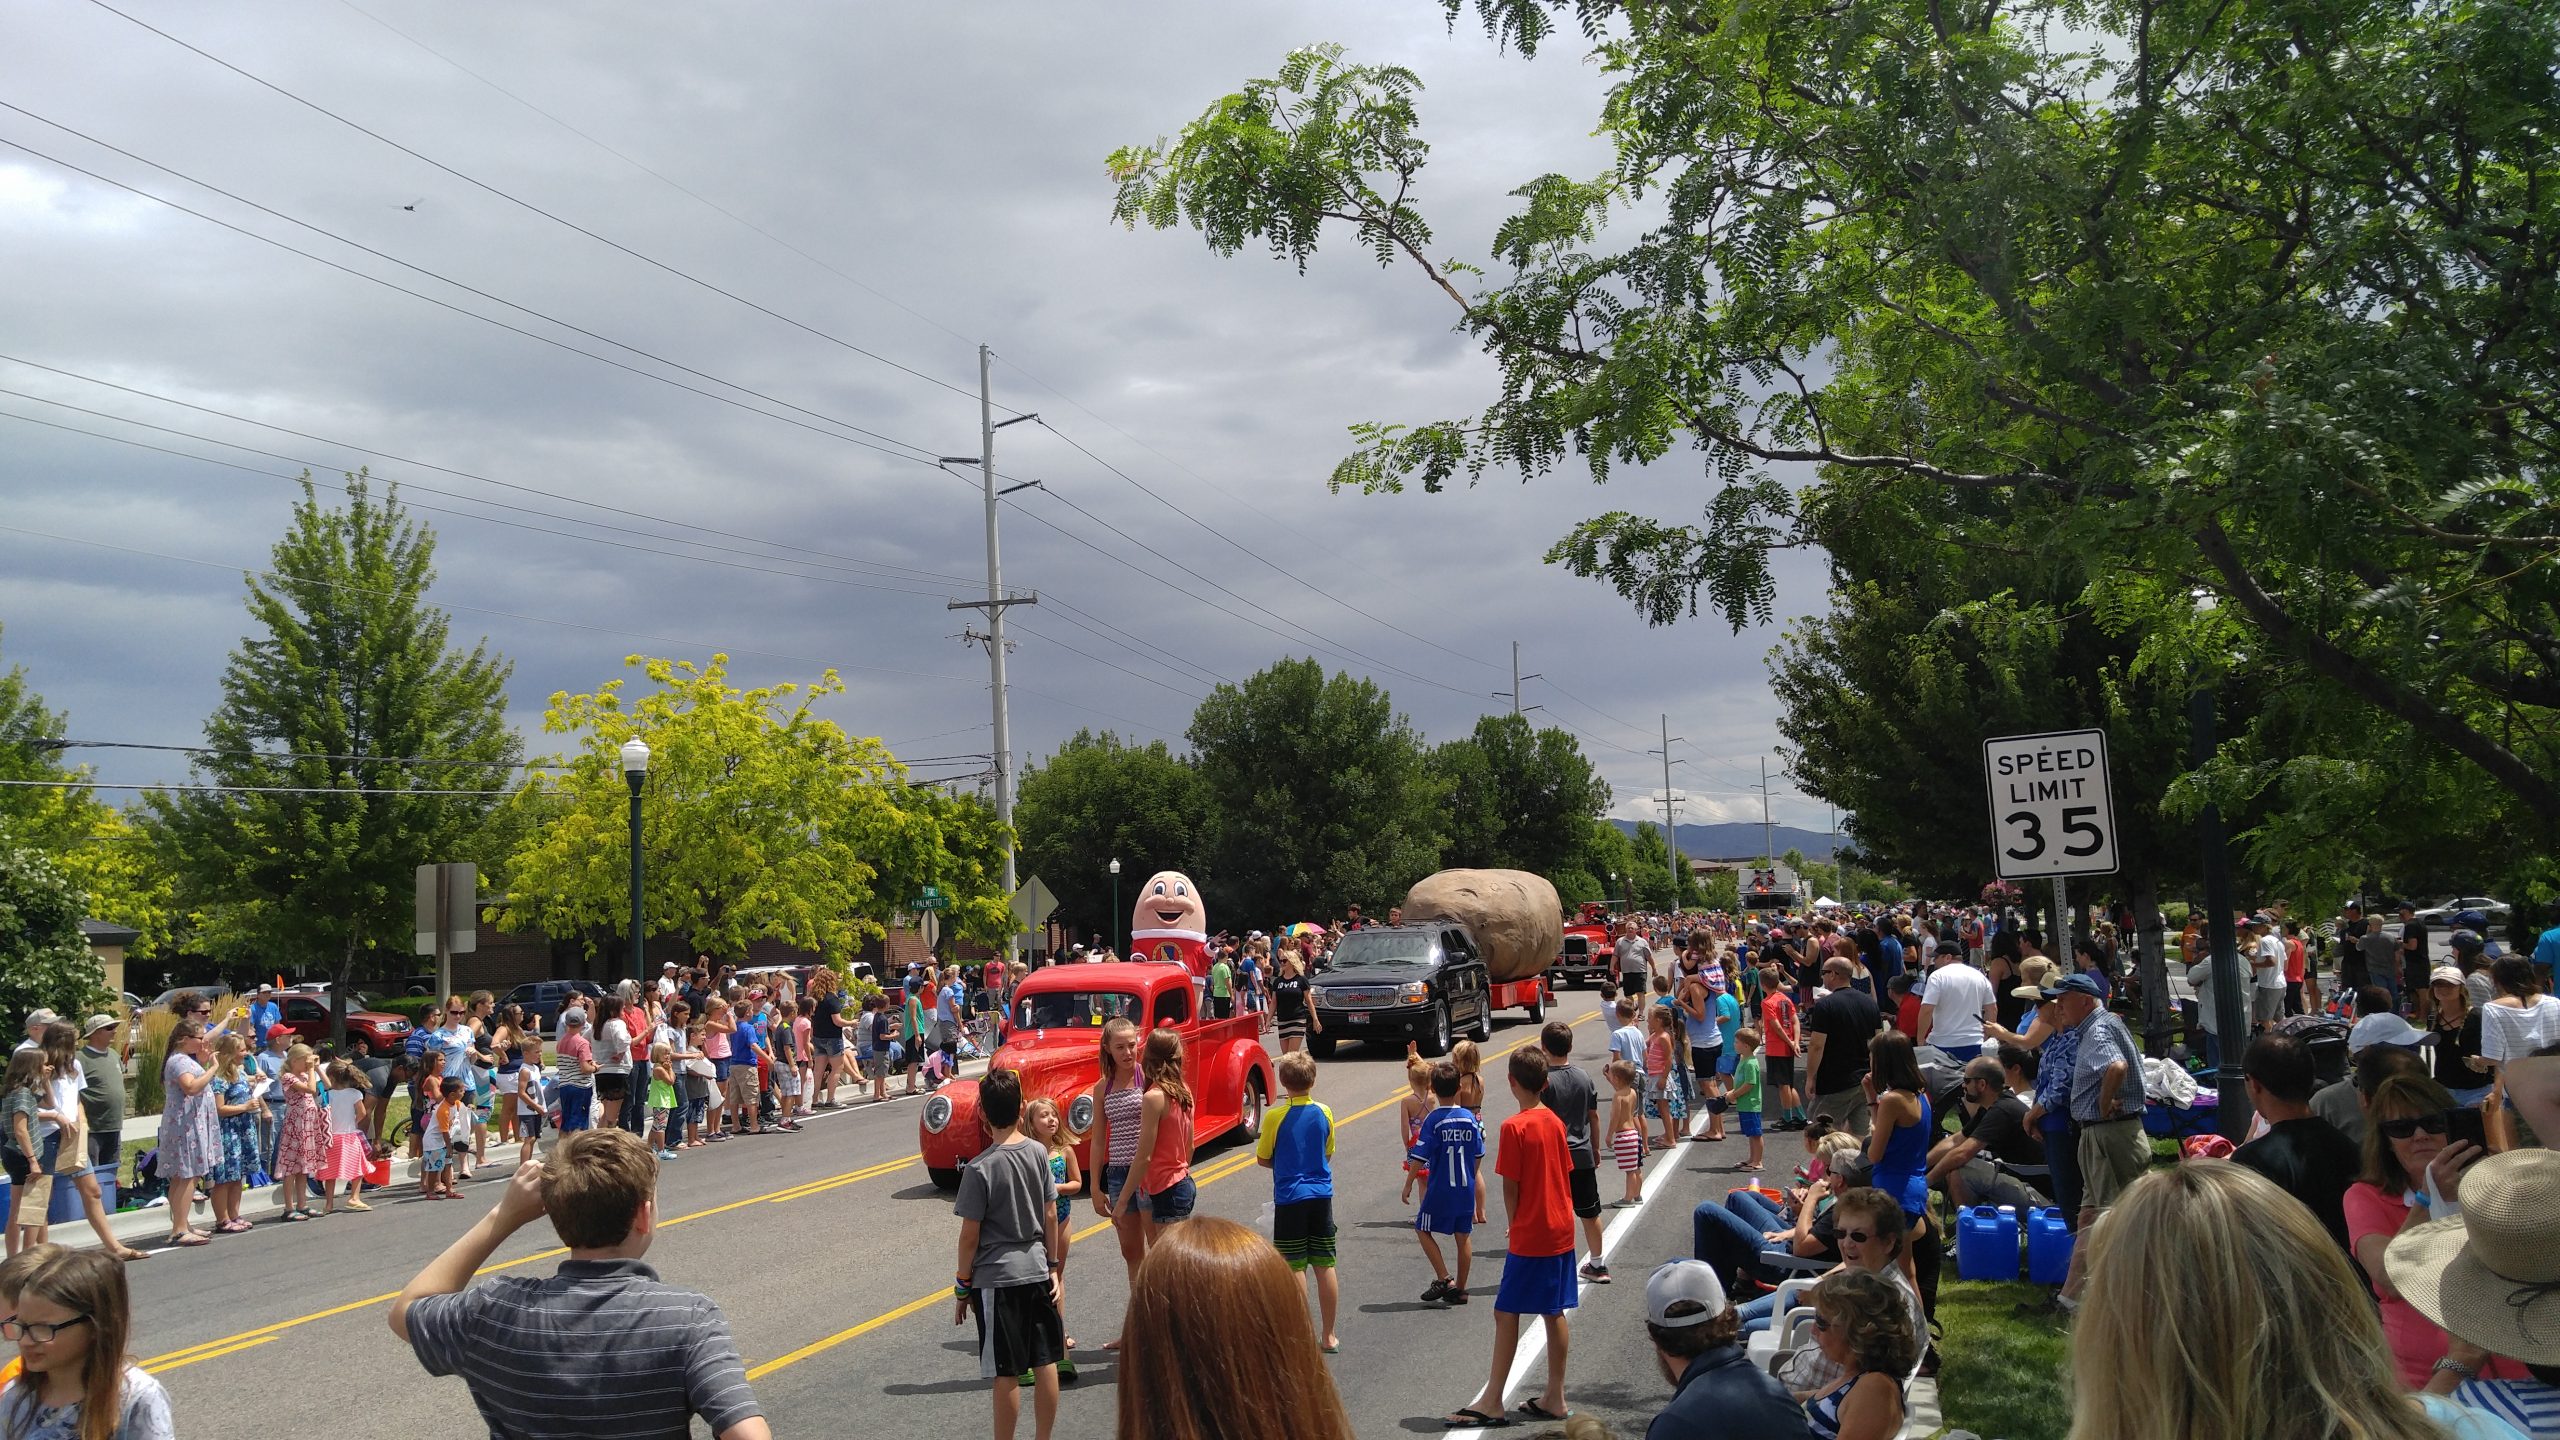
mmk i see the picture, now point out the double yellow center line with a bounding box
[743,1015,1591,1382]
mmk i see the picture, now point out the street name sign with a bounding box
[1982,729,2119,878]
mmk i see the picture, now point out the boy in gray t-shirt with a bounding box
[953,1068,1064,1438]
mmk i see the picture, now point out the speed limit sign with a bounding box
[1983,729,2119,878]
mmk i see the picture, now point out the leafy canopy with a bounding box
[147,474,519,1019]
[497,654,1001,963]
[1014,729,1210,944]
[1111,0,2560,855]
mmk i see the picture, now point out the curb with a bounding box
[76,1054,999,1253]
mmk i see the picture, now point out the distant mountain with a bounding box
[1609,818,1840,862]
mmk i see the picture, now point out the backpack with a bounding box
[405,1025,432,1064]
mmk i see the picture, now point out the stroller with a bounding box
[127,1147,167,1210]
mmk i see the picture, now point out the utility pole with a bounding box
[941,343,1040,968]
[1830,803,1847,904]
[1494,641,1541,717]
[1760,755,1775,866]
[1651,715,1685,904]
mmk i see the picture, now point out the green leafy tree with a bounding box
[1014,730,1210,946]
[1695,866,1739,913]
[1109,2,2560,856]
[496,655,981,967]
[1188,658,1446,924]
[0,843,112,1025]
[146,476,518,1040]
[53,810,183,962]
[0,625,106,856]
[1430,713,1611,878]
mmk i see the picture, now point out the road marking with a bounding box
[137,1152,922,1371]
[1441,1055,1702,1439]
[744,1012,1598,1381]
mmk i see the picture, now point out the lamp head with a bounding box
[620,738,651,777]
[1108,858,1121,876]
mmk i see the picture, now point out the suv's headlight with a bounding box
[923,1094,953,1134]
[1310,988,1330,1006]
[1398,981,1430,1002]
[1067,1094,1095,1135]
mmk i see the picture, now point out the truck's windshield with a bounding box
[1014,990,1144,1030]
[1328,932,1435,968]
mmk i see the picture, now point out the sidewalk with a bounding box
[85,1053,996,1252]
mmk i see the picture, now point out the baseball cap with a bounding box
[24,1009,58,1028]
[2038,974,2105,1001]
[561,1007,587,1027]
[2430,966,2468,989]
[81,1014,118,1036]
[1645,1260,1728,1326]
[2350,1013,2427,1055]
[2454,910,2489,930]
[265,1023,294,1042]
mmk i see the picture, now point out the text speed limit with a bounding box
[1982,729,2120,879]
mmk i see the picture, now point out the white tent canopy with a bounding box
[1812,896,1843,910]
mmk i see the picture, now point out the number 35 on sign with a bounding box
[1981,729,2119,879]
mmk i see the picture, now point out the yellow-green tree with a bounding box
[497,655,1002,964]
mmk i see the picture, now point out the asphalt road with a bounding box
[130,985,1748,1437]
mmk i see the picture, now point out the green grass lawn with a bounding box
[1934,1281,2072,1440]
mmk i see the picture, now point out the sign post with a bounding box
[414,862,478,1001]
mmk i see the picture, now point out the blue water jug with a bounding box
[1956,1204,2021,1281]
[2027,1205,2075,1285]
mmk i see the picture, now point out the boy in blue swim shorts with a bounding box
[1407,1061,1482,1306]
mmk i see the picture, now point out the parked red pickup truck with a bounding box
[918,961,1275,1191]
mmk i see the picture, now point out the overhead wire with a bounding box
[77,0,986,408]
[0,519,1191,743]
[23,17,1780,763]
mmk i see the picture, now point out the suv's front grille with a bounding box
[1318,986,1400,1010]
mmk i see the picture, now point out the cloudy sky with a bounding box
[0,0,1834,836]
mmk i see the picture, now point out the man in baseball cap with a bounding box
[1640,1260,1803,1440]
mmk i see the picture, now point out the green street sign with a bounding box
[912,888,949,912]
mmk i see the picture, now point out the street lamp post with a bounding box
[1109,858,1122,957]
[621,738,649,986]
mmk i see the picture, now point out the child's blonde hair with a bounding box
[1735,1026,1762,1053]
[1450,1038,1481,1077]
[285,1042,316,1073]
[213,1031,247,1079]
[1646,1004,1675,1035]
[650,1041,674,1064]
[1022,1095,1064,1149]
[1404,1055,1434,1093]
[1276,1049,1317,1093]
[1602,1058,1638,1089]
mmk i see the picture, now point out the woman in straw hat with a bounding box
[2389,1148,2560,1435]
[2072,1161,2518,1440]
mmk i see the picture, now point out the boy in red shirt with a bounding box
[1758,964,1803,1129]
[1444,1047,1576,1428]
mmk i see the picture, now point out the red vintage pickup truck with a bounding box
[917,960,1276,1191]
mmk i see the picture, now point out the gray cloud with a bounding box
[1,0,1831,828]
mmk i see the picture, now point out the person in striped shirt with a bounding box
[390,1128,767,1440]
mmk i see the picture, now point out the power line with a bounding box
[0,117,951,467]
[0,352,977,590]
[0,405,964,603]
[31,739,535,770]
[77,0,986,409]
[0,777,515,798]
[1030,414,1503,678]
[327,0,979,351]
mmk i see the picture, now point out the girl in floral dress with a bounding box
[272,1044,327,1221]
[155,1023,219,1248]
[206,1035,259,1233]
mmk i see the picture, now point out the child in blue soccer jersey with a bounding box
[1255,1049,1340,1351]
[1407,1061,1483,1306]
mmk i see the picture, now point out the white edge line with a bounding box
[1444,1117,1730,1437]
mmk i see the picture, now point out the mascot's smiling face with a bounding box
[1132,871,1206,936]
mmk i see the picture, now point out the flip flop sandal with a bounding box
[1442,1408,1511,1429]
[168,1234,211,1247]
[1513,1401,1570,1422]
[281,1211,311,1222]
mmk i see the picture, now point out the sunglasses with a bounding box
[1812,1314,1836,1333]
[2377,1112,2454,1141]
[1839,1229,1875,1245]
